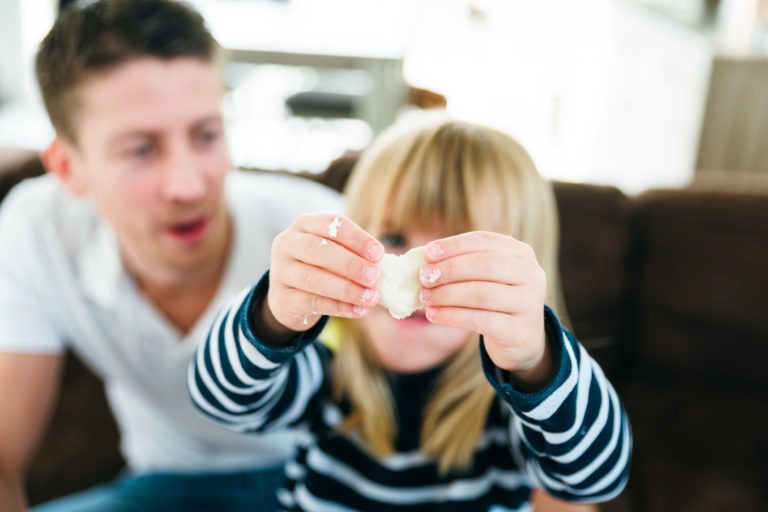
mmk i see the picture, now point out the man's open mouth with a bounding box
[167,217,208,242]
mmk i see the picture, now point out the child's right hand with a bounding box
[261,213,384,338]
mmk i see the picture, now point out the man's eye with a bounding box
[381,232,407,251]
[195,128,220,145]
[128,144,155,160]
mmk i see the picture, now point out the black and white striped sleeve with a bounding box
[188,272,329,433]
[482,306,632,503]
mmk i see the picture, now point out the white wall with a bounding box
[0,0,25,103]
[0,0,56,149]
[404,0,714,194]
[0,0,56,103]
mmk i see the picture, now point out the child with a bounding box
[189,114,631,510]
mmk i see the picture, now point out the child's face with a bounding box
[359,227,473,374]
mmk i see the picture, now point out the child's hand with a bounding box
[263,213,383,337]
[419,231,554,390]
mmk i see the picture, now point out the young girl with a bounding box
[189,114,631,511]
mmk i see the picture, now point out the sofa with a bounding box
[2,148,767,511]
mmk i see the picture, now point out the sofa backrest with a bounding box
[632,187,768,388]
[553,183,634,340]
[0,148,44,202]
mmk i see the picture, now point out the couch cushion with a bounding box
[553,181,634,378]
[621,375,768,512]
[27,351,124,505]
[633,188,768,387]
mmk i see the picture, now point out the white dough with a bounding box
[377,246,426,319]
[328,216,341,238]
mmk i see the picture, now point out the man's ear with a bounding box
[42,138,87,196]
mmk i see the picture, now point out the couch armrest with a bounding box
[26,351,124,505]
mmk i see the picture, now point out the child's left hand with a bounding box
[419,231,554,390]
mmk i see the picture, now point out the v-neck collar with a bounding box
[75,173,276,348]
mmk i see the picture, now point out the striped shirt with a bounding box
[189,274,631,511]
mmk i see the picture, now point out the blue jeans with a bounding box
[31,465,285,512]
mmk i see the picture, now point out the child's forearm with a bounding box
[482,309,632,503]
[189,276,328,433]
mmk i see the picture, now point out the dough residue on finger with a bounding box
[328,216,342,238]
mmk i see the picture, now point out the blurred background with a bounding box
[1,0,768,194]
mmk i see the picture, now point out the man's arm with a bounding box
[0,352,63,512]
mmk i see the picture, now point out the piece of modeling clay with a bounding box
[377,246,426,319]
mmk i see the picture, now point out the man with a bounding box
[0,1,341,510]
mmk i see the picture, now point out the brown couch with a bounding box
[2,150,767,511]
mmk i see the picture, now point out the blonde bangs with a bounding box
[345,119,530,240]
[386,140,461,235]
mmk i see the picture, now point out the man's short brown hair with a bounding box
[36,0,221,143]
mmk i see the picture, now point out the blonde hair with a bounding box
[332,112,566,473]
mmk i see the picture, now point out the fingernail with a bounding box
[420,265,441,285]
[353,306,366,317]
[364,265,379,285]
[367,242,383,260]
[360,288,374,303]
[425,307,438,322]
[426,242,444,259]
[419,288,431,303]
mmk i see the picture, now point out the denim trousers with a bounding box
[31,465,285,512]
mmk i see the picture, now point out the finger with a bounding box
[284,232,381,289]
[424,231,521,262]
[425,305,513,341]
[294,212,383,262]
[420,281,535,314]
[274,288,371,330]
[425,305,542,347]
[274,259,380,308]
[419,251,545,289]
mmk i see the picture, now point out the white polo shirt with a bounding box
[0,170,343,473]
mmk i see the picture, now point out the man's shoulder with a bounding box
[1,174,83,219]
[0,174,98,248]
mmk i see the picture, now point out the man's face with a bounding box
[60,57,231,279]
